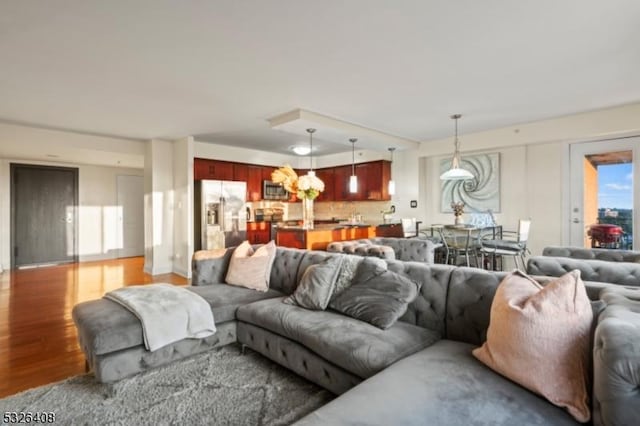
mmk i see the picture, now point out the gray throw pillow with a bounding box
[332,255,364,298]
[329,261,420,329]
[284,255,344,310]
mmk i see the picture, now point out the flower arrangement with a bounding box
[271,165,325,200]
[451,202,465,217]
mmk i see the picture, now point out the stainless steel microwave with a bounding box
[263,180,290,200]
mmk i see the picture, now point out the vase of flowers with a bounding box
[451,202,465,225]
[272,165,325,229]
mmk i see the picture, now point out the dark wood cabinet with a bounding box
[332,165,352,201]
[233,163,248,182]
[194,158,234,180]
[328,161,391,202]
[262,166,274,182]
[194,159,390,202]
[363,160,391,201]
[246,166,264,201]
[315,168,334,202]
[246,222,271,244]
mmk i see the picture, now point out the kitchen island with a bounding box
[275,224,376,250]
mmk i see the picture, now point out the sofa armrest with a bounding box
[592,288,640,426]
[191,248,234,285]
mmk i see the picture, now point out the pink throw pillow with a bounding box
[472,270,593,422]
[225,241,276,292]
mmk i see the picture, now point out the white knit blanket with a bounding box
[104,283,216,351]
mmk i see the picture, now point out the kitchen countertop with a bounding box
[276,223,373,231]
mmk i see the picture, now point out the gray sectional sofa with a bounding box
[527,246,640,290]
[72,246,640,425]
[327,237,437,263]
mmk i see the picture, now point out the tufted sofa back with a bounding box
[373,238,436,263]
[269,247,308,294]
[389,261,452,336]
[191,246,308,294]
[445,268,509,345]
[542,246,640,263]
[527,256,640,287]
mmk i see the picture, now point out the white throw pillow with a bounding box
[225,241,277,292]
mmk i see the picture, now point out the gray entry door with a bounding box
[11,164,78,268]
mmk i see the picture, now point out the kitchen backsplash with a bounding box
[248,200,393,224]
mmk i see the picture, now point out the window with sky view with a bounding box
[598,162,633,248]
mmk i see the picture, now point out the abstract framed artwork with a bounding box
[440,153,500,213]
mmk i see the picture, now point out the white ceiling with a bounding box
[1,1,639,156]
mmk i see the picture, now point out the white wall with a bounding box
[78,165,144,262]
[0,159,143,269]
[0,121,144,168]
[143,139,175,276]
[413,102,640,265]
[194,141,294,167]
[172,137,194,278]
[0,121,146,271]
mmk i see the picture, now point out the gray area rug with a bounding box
[0,344,334,425]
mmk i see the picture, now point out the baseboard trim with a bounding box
[144,265,173,276]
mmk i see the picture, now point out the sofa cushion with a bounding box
[284,255,344,310]
[473,270,593,422]
[187,284,284,323]
[329,259,420,329]
[236,297,439,379]
[225,240,277,291]
[294,340,578,426]
[72,284,283,356]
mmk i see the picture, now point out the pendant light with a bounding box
[349,138,358,193]
[440,114,474,180]
[306,128,316,176]
[388,147,396,196]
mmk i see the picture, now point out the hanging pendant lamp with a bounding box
[349,138,358,193]
[440,114,474,180]
[306,128,316,176]
[388,147,396,195]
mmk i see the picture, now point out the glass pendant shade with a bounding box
[387,147,396,196]
[440,114,473,181]
[388,179,396,195]
[349,137,358,193]
[349,175,358,193]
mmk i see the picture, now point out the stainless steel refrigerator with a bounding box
[196,180,247,250]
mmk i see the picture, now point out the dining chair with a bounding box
[480,219,531,270]
[401,218,418,238]
[441,225,482,267]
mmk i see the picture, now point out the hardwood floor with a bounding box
[0,257,188,398]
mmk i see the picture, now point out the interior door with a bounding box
[116,175,144,258]
[569,138,638,249]
[11,164,79,268]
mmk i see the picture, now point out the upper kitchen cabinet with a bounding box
[233,163,248,182]
[194,158,234,181]
[332,165,352,201]
[246,165,264,202]
[315,168,334,202]
[332,161,391,201]
[363,160,391,201]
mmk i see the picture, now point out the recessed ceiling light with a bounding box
[290,145,311,156]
